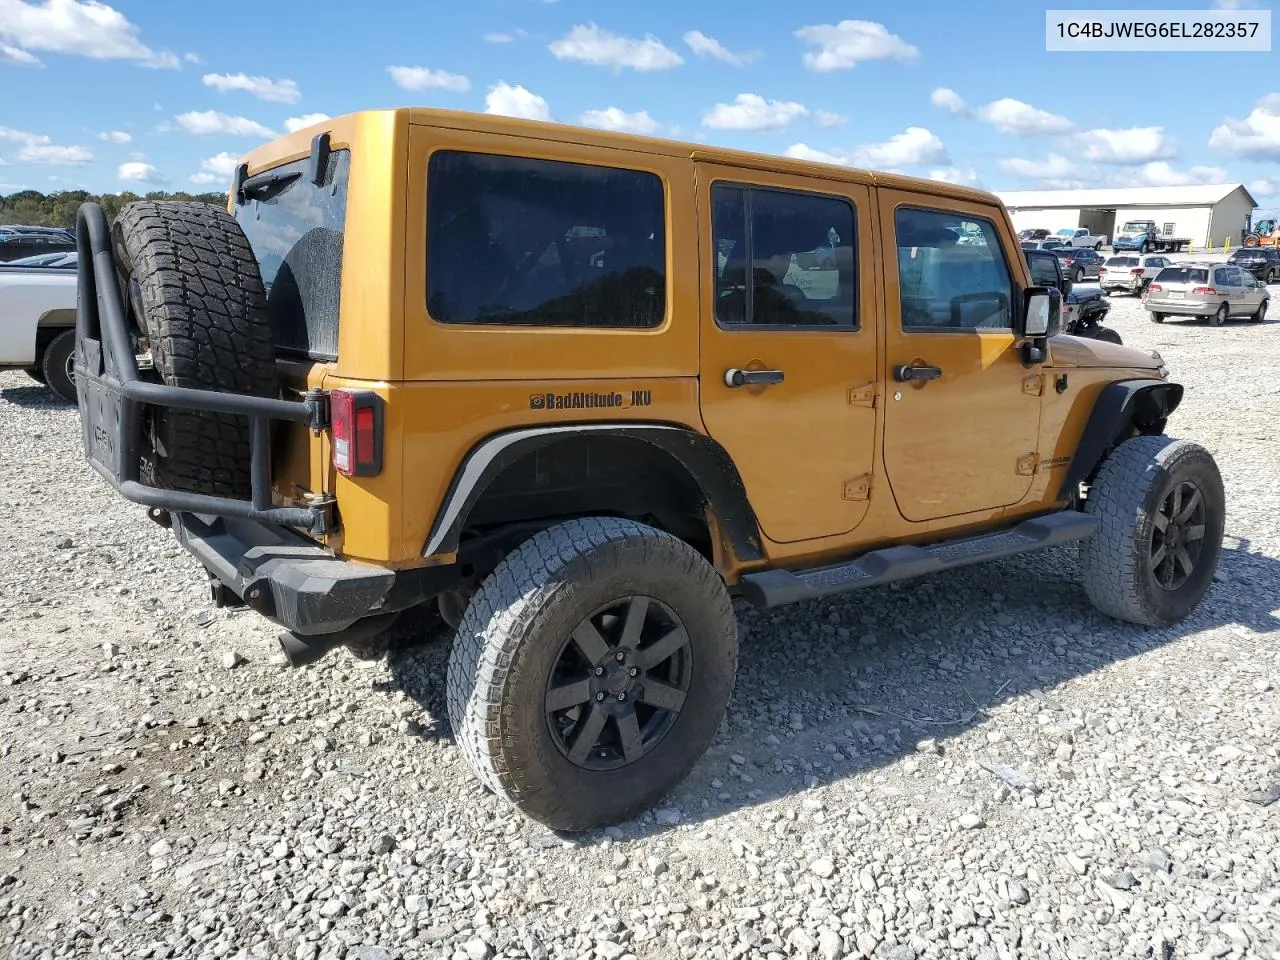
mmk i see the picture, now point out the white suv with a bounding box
[1099,253,1172,295]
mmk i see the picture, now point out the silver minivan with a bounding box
[1144,262,1270,326]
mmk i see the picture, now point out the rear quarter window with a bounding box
[426,151,666,328]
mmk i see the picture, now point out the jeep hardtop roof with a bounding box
[237,106,1000,209]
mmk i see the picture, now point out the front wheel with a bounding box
[1080,436,1225,627]
[1250,299,1268,323]
[447,517,738,831]
[1089,326,1123,344]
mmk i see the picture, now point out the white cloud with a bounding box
[1,42,41,65]
[202,72,301,104]
[1073,125,1176,164]
[0,126,44,144]
[977,98,1074,136]
[484,81,553,122]
[702,93,808,132]
[1208,94,1280,161]
[1125,162,1232,187]
[175,111,277,138]
[549,23,683,72]
[1213,0,1256,7]
[189,172,221,185]
[997,153,1089,189]
[794,20,919,72]
[118,160,163,183]
[1248,178,1278,199]
[197,152,240,177]
[483,29,527,44]
[0,0,178,68]
[20,142,93,165]
[852,126,948,167]
[815,110,846,128]
[98,130,131,144]
[579,107,661,135]
[285,113,330,133]
[784,143,851,166]
[930,87,968,116]
[682,30,758,67]
[387,65,470,92]
[183,51,201,63]
[928,166,982,187]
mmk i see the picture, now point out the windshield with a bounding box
[1054,229,1075,236]
[1119,222,1150,233]
[234,148,350,360]
[1155,266,1207,284]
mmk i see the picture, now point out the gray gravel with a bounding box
[1,290,1278,960]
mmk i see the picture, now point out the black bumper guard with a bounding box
[72,202,332,535]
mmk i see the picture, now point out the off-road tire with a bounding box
[446,517,738,830]
[1249,299,1268,323]
[1080,435,1225,627]
[1210,302,1228,327]
[1090,326,1123,344]
[112,202,278,498]
[40,328,77,403]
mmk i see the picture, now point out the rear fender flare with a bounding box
[1057,378,1183,502]
[422,423,765,563]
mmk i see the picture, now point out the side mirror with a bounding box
[1022,286,1062,339]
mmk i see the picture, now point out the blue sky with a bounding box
[1,0,1277,209]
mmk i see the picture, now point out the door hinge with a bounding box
[1016,453,1039,476]
[843,474,871,501]
[847,383,877,408]
[1021,374,1044,397]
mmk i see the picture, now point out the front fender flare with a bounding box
[422,422,765,563]
[1056,378,1183,501]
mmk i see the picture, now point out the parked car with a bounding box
[1144,262,1270,326]
[1017,228,1049,242]
[1024,248,1120,342]
[5,251,78,268]
[1227,246,1280,283]
[1052,227,1108,250]
[1099,253,1175,295]
[1055,247,1104,281]
[1020,238,1066,251]
[0,261,80,399]
[0,226,77,263]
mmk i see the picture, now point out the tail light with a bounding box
[330,389,384,477]
[1131,268,1144,275]
[1191,286,1216,295]
[1099,267,1108,273]
[1148,283,1163,293]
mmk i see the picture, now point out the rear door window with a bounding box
[235,148,350,361]
[1156,267,1207,284]
[426,151,666,328]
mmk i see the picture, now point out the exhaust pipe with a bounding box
[276,612,400,667]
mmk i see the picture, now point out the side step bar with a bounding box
[739,510,1097,609]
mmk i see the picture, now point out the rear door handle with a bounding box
[725,368,785,387]
[893,363,942,382]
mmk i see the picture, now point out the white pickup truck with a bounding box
[1051,227,1109,250]
[0,261,80,402]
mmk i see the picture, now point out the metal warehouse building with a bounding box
[996,184,1257,250]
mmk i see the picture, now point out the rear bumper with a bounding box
[1101,277,1143,290]
[173,513,396,635]
[1144,299,1216,315]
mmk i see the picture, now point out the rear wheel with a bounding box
[24,366,46,385]
[112,202,278,498]
[1149,312,1165,323]
[446,517,738,830]
[1080,435,1225,627]
[40,328,77,403]
[1210,302,1228,327]
[1074,267,1085,282]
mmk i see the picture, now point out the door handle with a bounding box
[725,368,785,388]
[893,363,942,383]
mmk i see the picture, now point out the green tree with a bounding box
[1,188,227,228]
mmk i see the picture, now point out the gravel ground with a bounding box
[1,291,1277,960]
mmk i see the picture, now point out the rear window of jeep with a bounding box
[426,151,666,328]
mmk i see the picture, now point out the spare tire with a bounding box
[112,201,279,499]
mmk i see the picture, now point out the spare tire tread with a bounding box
[113,201,278,498]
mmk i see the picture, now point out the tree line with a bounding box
[1,189,227,228]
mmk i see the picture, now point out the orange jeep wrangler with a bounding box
[73,108,1223,830]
